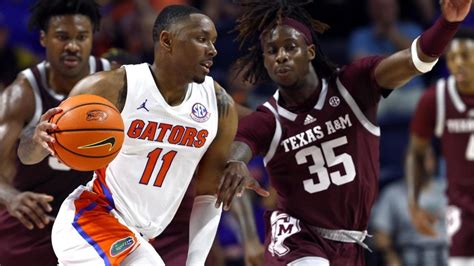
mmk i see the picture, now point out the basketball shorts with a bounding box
[51,186,164,265]
[447,204,474,258]
[263,210,365,266]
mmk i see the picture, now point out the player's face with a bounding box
[41,15,93,78]
[172,14,217,84]
[446,38,474,87]
[262,25,315,88]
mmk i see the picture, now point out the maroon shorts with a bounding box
[447,204,474,257]
[263,210,365,266]
[0,210,57,266]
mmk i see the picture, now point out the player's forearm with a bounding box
[0,179,19,207]
[228,141,253,164]
[187,195,222,266]
[231,194,259,241]
[406,148,430,205]
[17,127,50,165]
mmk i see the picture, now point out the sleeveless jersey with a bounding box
[0,56,110,266]
[413,76,474,213]
[13,56,110,214]
[89,63,219,239]
[236,57,386,231]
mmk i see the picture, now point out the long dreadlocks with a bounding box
[234,0,337,84]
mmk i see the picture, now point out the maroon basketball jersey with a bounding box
[412,76,474,213]
[237,56,386,230]
[0,56,110,266]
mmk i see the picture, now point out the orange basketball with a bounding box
[49,94,125,171]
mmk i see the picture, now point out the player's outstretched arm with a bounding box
[216,142,269,210]
[187,82,238,265]
[1,77,54,230]
[406,134,438,236]
[373,0,471,89]
[18,69,126,165]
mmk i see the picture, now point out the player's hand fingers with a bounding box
[40,107,62,122]
[35,194,54,213]
[216,172,240,208]
[24,197,51,226]
[13,210,34,230]
[223,177,244,211]
[248,181,270,197]
[18,204,46,229]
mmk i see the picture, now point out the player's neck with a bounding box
[150,63,188,106]
[46,64,89,96]
[278,69,319,108]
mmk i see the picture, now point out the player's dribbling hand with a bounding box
[6,191,54,230]
[216,161,270,211]
[408,202,438,237]
[441,0,472,22]
[33,107,62,156]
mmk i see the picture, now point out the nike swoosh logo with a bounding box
[78,137,116,152]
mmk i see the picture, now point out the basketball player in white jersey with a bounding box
[19,5,237,265]
[0,1,108,265]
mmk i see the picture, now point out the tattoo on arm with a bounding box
[216,87,232,118]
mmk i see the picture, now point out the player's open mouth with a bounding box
[200,61,213,73]
[63,57,80,68]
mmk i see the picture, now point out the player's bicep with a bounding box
[0,89,30,182]
[69,69,125,108]
[196,86,238,195]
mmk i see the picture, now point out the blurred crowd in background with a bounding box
[1,0,472,265]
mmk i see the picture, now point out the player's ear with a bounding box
[307,44,316,61]
[40,31,46,48]
[159,30,173,52]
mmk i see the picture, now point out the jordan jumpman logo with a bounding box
[137,99,150,112]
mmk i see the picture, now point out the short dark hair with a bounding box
[29,0,101,32]
[152,5,205,43]
[453,27,474,40]
[233,0,337,84]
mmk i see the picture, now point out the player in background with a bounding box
[407,28,474,266]
[19,5,237,265]
[0,1,108,265]
[216,0,471,265]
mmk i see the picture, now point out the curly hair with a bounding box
[29,0,101,32]
[233,0,337,84]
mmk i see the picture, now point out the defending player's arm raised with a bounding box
[186,81,238,265]
[18,69,126,165]
[373,0,470,89]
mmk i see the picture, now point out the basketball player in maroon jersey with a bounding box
[407,28,474,265]
[215,0,472,265]
[0,1,107,265]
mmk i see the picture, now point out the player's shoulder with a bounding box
[0,73,35,120]
[71,68,126,107]
[2,73,35,106]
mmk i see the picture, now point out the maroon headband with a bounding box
[260,17,313,46]
[282,17,313,44]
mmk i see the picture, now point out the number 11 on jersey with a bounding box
[139,148,177,187]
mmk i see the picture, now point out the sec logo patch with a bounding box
[190,103,211,122]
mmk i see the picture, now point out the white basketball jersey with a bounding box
[88,63,218,239]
